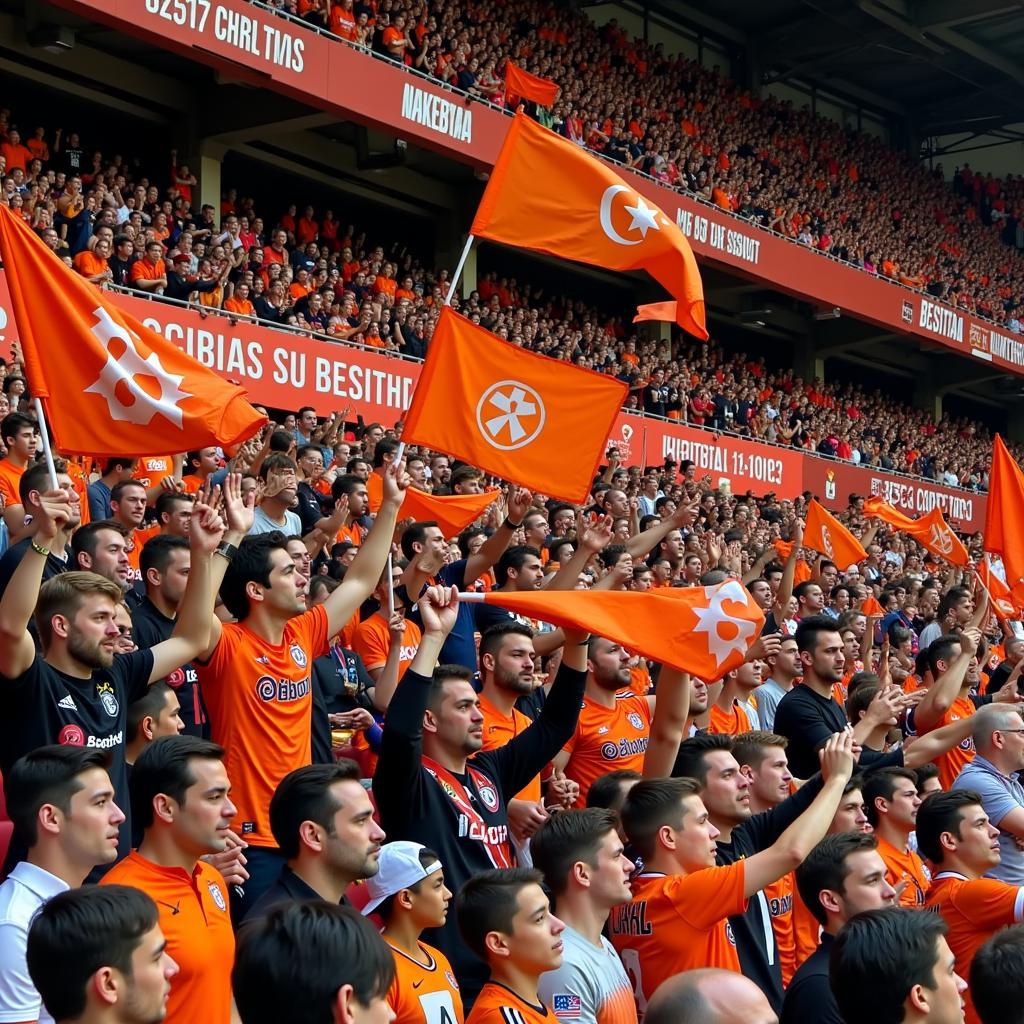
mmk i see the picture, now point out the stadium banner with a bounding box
[802,460,985,534]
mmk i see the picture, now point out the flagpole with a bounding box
[33,398,59,490]
[444,235,475,306]
[386,440,406,618]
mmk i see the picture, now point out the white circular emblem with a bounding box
[627,713,644,730]
[475,380,546,451]
[477,785,500,812]
[289,644,308,668]
[99,691,119,718]
[208,881,227,912]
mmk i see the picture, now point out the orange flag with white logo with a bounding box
[0,205,265,457]
[504,60,559,107]
[402,487,500,539]
[864,496,968,566]
[462,579,764,677]
[978,556,1022,620]
[401,307,626,504]
[471,112,708,340]
[985,434,1024,603]
[805,499,867,567]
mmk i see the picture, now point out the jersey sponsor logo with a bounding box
[477,785,500,812]
[457,814,508,847]
[57,694,78,710]
[552,994,581,1018]
[627,712,645,730]
[87,731,123,750]
[59,723,86,746]
[600,737,649,761]
[289,644,308,668]
[208,881,227,912]
[241,821,256,834]
[96,681,120,718]
[767,892,792,917]
[255,674,311,703]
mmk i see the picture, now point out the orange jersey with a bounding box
[467,982,550,1024]
[134,455,176,491]
[708,700,756,736]
[562,691,651,807]
[196,604,329,846]
[366,470,384,514]
[925,872,1024,1024]
[876,835,930,908]
[126,524,161,575]
[790,890,821,971]
[919,694,976,789]
[385,939,464,1024]
[353,615,422,679]
[479,693,541,803]
[0,458,24,508]
[608,863,747,1015]
[765,871,796,987]
[102,853,234,1024]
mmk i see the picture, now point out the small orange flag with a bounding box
[805,499,867,567]
[0,205,265,457]
[860,595,885,616]
[472,113,708,340]
[771,540,811,582]
[504,60,559,107]
[984,434,1024,602]
[864,496,968,566]
[634,301,677,325]
[978,556,1022,621]
[462,579,764,678]
[402,307,626,504]
[402,487,500,539]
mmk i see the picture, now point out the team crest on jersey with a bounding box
[96,681,119,718]
[207,881,227,912]
[477,785,499,812]
[552,994,581,1018]
[627,713,644,730]
[445,970,459,989]
[289,645,308,668]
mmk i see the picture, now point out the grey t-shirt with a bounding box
[953,755,1024,885]
[249,506,303,537]
[752,678,792,732]
[538,925,635,1024]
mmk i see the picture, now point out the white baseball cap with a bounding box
[361,841,440,915]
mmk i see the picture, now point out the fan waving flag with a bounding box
[0,205,265,457]
[984,434,1024,602]
[805,499,867,567]
[471,112,708,340]
[461,580,764,678]
[504,60,559,107]
[401,306,626,503]
[864,496,968,566]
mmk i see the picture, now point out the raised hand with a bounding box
[819,730,855,783]
[221,472,255,538]
[35,488,73,543]
[189,500,226,555]
[506,486,533,524]
[382,456,411,507]
[416,584,458,636]
[579,512,613,553]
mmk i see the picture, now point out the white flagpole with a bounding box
[33,398,59,490]
[387,440,406,618]
[444,235,475,306]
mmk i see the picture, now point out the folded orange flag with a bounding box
[978,556,1022,621]
[860,595,885,616]
[634,301,678,324]
[985,434,1024,603]
[504,60,559,107]
[472,112,707,340]
[0,205,265,456]
[462,579,764,678]
[401,487,500,539]
[401,306,626,504]
[864,496,969,566]
[771,540,811,583]
[805,499,867,567]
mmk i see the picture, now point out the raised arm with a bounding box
[773,519,803,620]
[643,667,690,778]
[464,487,532,583]
[546,512,612,591]
[624,498,698,562]
[913,627,979,733]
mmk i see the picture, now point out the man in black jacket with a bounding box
[373,585,588,1003]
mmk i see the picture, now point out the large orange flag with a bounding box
[402,307,626,503]
[504,60,559,107]
[985,434,1024,602]
[471,112,708,340]
[462,579,764,678]
[0,205,265,456]
[864,496,968,566]
[402,487,500,539]
[977,557,1021,621]
[805,499,867,567]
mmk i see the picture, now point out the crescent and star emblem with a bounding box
[599,185,663,246]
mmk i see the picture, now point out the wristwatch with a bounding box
[214,542,238,563]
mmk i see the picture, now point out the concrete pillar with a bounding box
[196,140,227,221]
[1005,404,1024,445]
[912,367,943,421]
[461,241,478,295]
[792,335,821,382]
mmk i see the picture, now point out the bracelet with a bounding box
[503,517,522,530]
[30,541,50,557]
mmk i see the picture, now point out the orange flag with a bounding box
[978,556,1022,621]
[0,205,265,457]
[771,540,811,582]
[504,60,559,107]
[471,112,708,340]
[860,595,885,616]
[864,496,968,566]
[401,307,626,503]
[462,579,764,678]
[805,499,867,567]
[985,434,1024,602]
[401,487,500,539]
[634,301,677,324]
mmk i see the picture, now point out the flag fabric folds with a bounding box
[0,205,265,457]
[471,112,708,340]
[860,595,885,616]
[984,434,1024,602]
[401,306,626,503]
[504,60,559,107]
[863,496,969,566]
[978,557,1022,620]
[462,579,764,678]
[633,301,679,325]
[402,487,500,539]
[804,499,867,567]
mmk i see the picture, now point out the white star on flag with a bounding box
[485,387,536,443]
[623,196,661,239]
[692,580,758,670]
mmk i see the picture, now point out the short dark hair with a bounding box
[914,763,940,794]
[154,489,193,523]
[100,456,135,475]
[731,731,788,771]
[796,832,879,926]
[426,664,475,712]
[927,634,961,677]
[110,479,146,505]
[259,453,296,482]
[494,545,541,587]
[479,621,534,666]
[126,681,174,742]
[27,885,159,1023]
[139,533,189,579]
[830,907,949,1024]
[456,867,544,961]
[915,789,983,864]
[400,521,440,560]
[586,769,642,812]
[71,519,129,563]
[795,614,841,654]
[971,923,1024,1024]
[220,532,289,620]
[671,734,733,786]
[372,438,400,468]
[531,808,619,897]
[620,777,702,861]
[1,411,36,446]
[5,746,112,846]
[233,902,394,1024]
[130,735,225,831]
[269,761,361,858]
[19,457,67,505]
[331,473,366,502]
[862,768,919,827]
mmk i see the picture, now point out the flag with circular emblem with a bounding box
[804,498,867,567]
[401,306,627,503]
[864,496,968,566]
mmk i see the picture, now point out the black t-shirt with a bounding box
[0,648,155,857]
[0,538,70,600]
[131,598,209,739]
